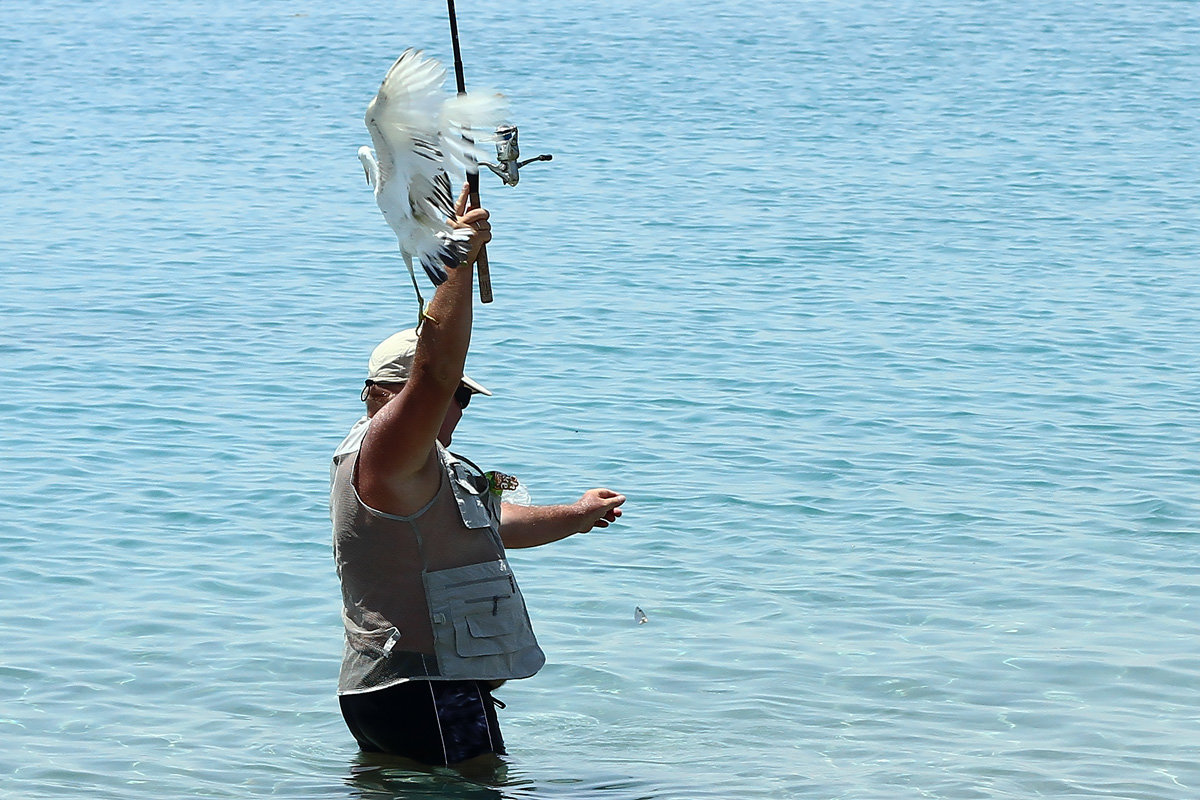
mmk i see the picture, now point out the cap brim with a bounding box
[462,375,492,396]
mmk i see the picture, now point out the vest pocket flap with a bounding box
[450,475,495,530]
[445,451,499,530]
[454,611,520,657]
[465,613,516,639]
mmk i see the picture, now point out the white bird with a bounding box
[358,49,507,290]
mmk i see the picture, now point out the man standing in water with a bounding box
[330,188,626,765]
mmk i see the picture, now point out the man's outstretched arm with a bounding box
[499,489,626,549]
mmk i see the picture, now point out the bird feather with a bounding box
[359,49,508,286]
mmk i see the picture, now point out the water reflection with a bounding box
[343,751,658,800]
[344,751,525,799]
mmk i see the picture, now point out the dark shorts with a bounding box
[338,680,505,765]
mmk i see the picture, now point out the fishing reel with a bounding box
[482,125,552,186]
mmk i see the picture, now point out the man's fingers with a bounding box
[463,226,492,266]
[451,208,490,229]
[454,183,471,217]
[595,490,626,509]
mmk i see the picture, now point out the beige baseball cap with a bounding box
[364,328,492,396]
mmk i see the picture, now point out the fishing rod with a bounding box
[445,0,552,303]
[445,0,491,303]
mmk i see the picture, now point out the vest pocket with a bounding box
[455,604,523,657]
[424,560,545,679]
[446,455,498,530]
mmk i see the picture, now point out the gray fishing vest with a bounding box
[331,419,545,694]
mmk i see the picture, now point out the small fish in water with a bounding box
[634,607,649,624]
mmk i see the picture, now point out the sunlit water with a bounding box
[2,1,1199,798]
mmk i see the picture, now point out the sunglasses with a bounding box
[362,381,473,410]
[454,384,473,410]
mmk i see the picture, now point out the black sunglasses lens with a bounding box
[455,386,472,409]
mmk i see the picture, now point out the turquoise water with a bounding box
[2,0,1199,797]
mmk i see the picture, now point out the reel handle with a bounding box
[482,125,553,187]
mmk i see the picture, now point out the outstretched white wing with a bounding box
[361,49,507,285]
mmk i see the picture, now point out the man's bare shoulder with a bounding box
[356,428,442,517]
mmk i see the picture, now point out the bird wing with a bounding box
[362,49,508,284]
[363,49,446,189]
[438,91,510,178]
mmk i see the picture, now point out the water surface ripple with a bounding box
[1,1,1198,798]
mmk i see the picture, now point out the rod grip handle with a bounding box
[468,185,493,303]
[475,245,493,303]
